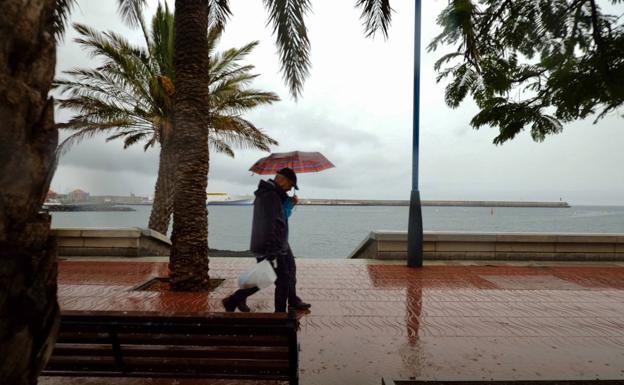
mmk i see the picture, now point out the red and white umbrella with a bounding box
[249,151,334,175]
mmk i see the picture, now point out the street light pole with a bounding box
[407,0,423,267]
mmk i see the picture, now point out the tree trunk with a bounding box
[170,0,210,291]
[148,124,176,236]
[0,1,61,384]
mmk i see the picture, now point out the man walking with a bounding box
[222,167,311,312]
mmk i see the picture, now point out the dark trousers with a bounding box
[228,246,299,312]
[275,245,299,311]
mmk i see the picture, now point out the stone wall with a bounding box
[349,231,624,261]
[53,228,171,257]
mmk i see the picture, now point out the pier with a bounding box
[299,199,570,208]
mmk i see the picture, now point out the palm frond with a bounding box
[263,0,311,99]
[57,119,137,154]
[72,23,152,76]
[210,42,259,84]
[143,136,158,151]
[151,2,175,79]
[55,75,156,147]
[117,0,146,27]
[210,116,278,152]
[57,96,131,120]
[209,0,232,30]
[212,88,280,115]
[55,68,148,112]
[210,64,257,89]
[208,138,235,157]
[53,0,76,41]
[117,0,150,45]
[55,89,154,126]
[72,23,156,106]
[58,113,153,134]
[210,72,259,99]
[355,0,393,39]
[207,24,224,55]
[123,132,150,148]
[105,130,148,143]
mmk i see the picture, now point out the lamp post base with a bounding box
[407,190,423,267]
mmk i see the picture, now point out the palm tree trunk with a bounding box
[148,131,176,236]
[169,0,210,291]
[0,1,61,383]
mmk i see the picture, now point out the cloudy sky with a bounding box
[52,1,624,205]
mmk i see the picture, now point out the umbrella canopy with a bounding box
[249,151,335,175]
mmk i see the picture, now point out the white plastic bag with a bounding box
[238,259,277,289]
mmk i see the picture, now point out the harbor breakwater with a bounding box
[299,199,570,208]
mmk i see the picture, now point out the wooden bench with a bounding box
[43,310,299,384]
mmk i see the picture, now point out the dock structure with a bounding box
[299,199,570,208]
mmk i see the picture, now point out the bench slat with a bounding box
[59,323,294,337]
[60,312,291,326]
[47,356,116,369]
[58,332,289,346]
[125,356,289,371]
[47,355,289,372]
[53,343,289,359]
[43,370,291,380]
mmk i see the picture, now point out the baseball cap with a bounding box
[277,167,299,190]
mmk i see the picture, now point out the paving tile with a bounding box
[42,258,624,385]
[479,275,585,290]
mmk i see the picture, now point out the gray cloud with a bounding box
[50,0,624,205]
[58,133,159,176]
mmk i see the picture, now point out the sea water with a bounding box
[50,205,624,258]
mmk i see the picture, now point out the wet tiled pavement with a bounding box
[40,258,624,385]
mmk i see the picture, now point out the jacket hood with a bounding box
[254,179,287,200]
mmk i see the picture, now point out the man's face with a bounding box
[275,174,295,192]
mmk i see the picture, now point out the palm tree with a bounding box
[55,3,279,236]
[118,0,393,291]
[166,0,211,290]
[0,1,74,384]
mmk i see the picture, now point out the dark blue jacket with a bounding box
[249,179,288,256]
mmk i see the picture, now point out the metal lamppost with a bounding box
[407,0,423,267]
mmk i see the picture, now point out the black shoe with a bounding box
[289,301,311,310]
[222,297,236,312]
[237,300,251,312]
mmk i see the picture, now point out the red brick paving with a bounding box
[40,259,624,385]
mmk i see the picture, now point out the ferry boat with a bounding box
[206,192,253,206]
[43,198,63,208]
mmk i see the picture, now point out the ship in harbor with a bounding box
[206,192,253,206]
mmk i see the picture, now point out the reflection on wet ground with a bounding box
[40,258,624,385]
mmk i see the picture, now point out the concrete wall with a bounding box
[348,231,624,261]
[53,228,171,257]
